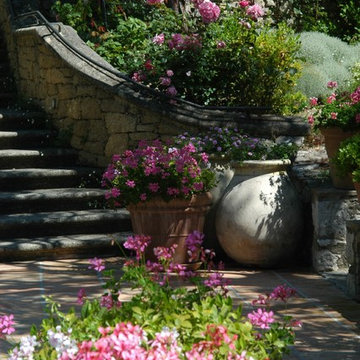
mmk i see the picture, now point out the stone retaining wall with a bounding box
[346,220,360,300]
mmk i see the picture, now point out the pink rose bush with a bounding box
[102,139,216,207]
[307,81,360,130]
[198,1,221,24]
[7,233,301,360]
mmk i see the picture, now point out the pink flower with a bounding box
[0,314,15,336]
[246,4,265,20]
[270,284,297,302]
[125,180,136,188]
[88,257,105,272]
[123,235,151,260]
[146,0,163,5]
[309,97,318,106]
[216,40,226,48]
[166,69,174,77]
[105,187,121,199]
[239,0,249,7]
[77,288,86,305]
[168,33,184,50]
[152,33,165,45]
[167,187,180,195]
[140,193,147,201]
[132,71,145,82]
[198,1,221,24]
[327,93,336,104]
[160,76,171,86]
[166,85,178,97]
[331,112,338,119]
[327,80,338,89]
[308,115,314,125]
[247,308,275,329]
[356,113,360,123]
[148,182,160,192]
[351,87,360,104]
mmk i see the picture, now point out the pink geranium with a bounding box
[246,4,265,20]
[239,0,249,7]
[198,1,221,24]
[152,33,165,45]
[247,308,275,329]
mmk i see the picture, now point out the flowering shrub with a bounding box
[307,81,360,131]
[53,0,304,113]
[333,134,360,183]
[175,127,299,162]
[101,139,216,207]
[7,233,301,359]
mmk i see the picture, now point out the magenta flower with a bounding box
[308,115,314,125]
[309,97,318,106]
[327,93,336,104]
[124,235,151,260]
[327,80,338,89]
[167,85,178,97]
[246,4,265,20]
[0,314,15,336]
[146,0,163,5]
[152,33,165,45]
[148,182,160,192]
[77,288,86,305]
[351,86,360,104]
[125,180,136,188]
[270,284,297,302]
[247,308,275,329]
[239,0,249,7]
[198,1,221,24]
[140,193,147,201]
[160,76,171,86]
[88,257,105,272]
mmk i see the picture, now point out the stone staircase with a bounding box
[0,33,132,260]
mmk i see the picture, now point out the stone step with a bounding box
[0,109,47,130]
[0,129,56,148]
[0,232,132,261]
[0,208,131,239]
[0,148,78,168]
[0,188,107,214]
[0,167,102,190]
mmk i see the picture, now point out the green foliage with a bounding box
[296,32,360,98]
[263,0,360,44]
[52,1,303,113]
[333,134,360,182]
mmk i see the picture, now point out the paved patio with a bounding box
[0,257,359,359]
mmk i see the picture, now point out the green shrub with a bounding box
[53,0,303,114]
[296,32,360,98]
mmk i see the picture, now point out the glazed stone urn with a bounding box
[215,160,303,268]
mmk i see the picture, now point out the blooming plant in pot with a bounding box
[102,139,217,263]
[307,82,360,188]
[333,134,360,200]
[6,233,301,359]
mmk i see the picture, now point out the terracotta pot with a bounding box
[127,193,212,263]
[320,127,358,189]
[354,182,360,202]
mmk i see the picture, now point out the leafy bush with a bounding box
[53,1,304,113]
[261,0,360,44]
[296,32,360,98]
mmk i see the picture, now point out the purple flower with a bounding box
[148,182,160,192]
[166,86,178,97]
[159,76,171,86]
[126,180,136,188]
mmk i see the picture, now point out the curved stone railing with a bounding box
[0,0,309,167]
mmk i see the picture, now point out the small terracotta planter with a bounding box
[127,193,212,263]
[320,127,358,189]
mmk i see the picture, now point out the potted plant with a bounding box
[333,134,360,201]
[307,82,360,189]
[102,139,217,263]
[175,128,303,268]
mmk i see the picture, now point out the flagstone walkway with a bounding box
[0,257,359,359]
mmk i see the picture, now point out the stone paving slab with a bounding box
[0,258,359,359]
